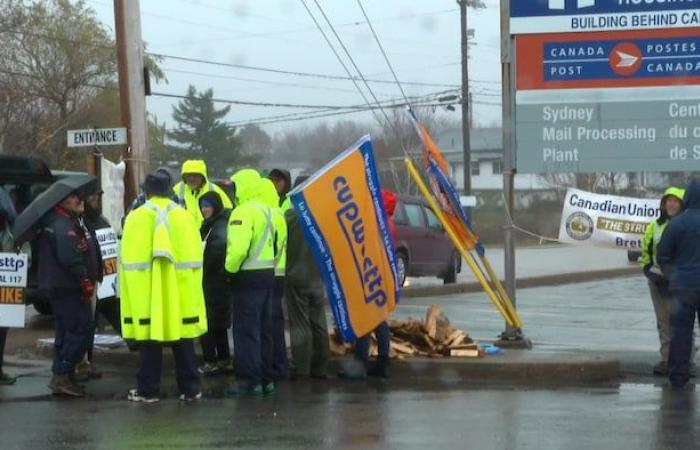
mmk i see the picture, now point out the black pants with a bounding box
[271,277,288,380]
[50,290,92,375]
[138,340,200,397]
[231,285,273,387]
[200,328,230,364]
[669,290,700,387]
[0,327,7,372]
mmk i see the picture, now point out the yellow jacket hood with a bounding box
[230,169,262,205]
[258,178,280,208]
[181,160,209,181]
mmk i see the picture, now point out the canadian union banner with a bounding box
[289,135,399,342]
[559,188,661,249]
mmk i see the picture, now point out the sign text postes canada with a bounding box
[66,128,127,148]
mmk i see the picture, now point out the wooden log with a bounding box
[450,348,482,358]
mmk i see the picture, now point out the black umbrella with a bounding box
[12,174,97,246]
[0,187,17,227]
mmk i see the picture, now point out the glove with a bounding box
[643,265,669,288]
[80,278,95,304]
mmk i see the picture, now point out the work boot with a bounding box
[198,363,221,377]
[179,391,203,402]
[225,383,263,397]
[367,361,389,379]
[0,371,17,386]
[263,382,275,396]
[653,361,668,376]
[217,360,233,374]
[49,374,85,398]
[127,388,159,403]
[88,364,103,380]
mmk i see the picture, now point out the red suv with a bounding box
[392,196,461,286]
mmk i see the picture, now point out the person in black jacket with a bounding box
[658,179,700,389]
[198,191,233,376]
[74,188,120,381]
[38,191,102,398]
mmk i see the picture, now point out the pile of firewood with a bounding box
[329,304,483,359]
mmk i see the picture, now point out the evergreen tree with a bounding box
[169,85,252,177]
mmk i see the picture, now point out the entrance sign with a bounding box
[0,253,28,327]
[67,128,127,148]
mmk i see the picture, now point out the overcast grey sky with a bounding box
[88,0,503,135]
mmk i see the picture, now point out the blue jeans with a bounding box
[231,285,274,386]
[669,290,700,387]
[50,290,92,375]
[354,321,390,368]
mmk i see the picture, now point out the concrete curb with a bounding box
[17,346,621,385]
[401,266,638,298]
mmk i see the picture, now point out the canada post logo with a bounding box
[549,0,596,10]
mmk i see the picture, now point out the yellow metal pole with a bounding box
[404,158,517,327]
[479,255,523,328]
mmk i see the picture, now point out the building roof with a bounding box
[434,127,502,153]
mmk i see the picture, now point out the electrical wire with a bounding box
[298,0,387,130]
[149,52,460,88]
[356,0,409,105]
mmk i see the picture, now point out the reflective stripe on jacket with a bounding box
[119,196,207,342]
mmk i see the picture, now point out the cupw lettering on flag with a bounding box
[289,135,398,342]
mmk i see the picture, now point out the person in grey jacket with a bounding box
[284,177,329,380]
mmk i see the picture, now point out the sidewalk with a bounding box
[4,272,664,402]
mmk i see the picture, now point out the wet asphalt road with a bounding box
[1,378,698,450]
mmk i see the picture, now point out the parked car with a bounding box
[393,196,462,287]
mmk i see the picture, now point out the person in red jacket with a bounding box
[340,188,398,380]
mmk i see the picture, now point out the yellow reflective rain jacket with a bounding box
[173,160,233,227]
[119,196,207,342]
[640,186,685,270]
[225,169,275,285]
[259,178,287,278]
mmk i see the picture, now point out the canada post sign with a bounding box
[516,28,700,90]
[510,0,700,34]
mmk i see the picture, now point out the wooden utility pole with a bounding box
[114,0,149,207]
[458,0,471,197]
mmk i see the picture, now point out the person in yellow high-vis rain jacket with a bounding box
[120,171,208,403]
[224,169,276,397]
[260,177,289,380]
[173,160,232,227]
[640,186,695,376]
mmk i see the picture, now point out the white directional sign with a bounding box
[67,128,127,148]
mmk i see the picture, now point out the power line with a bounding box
[221,89,461,126]
[308,0,396,133]
[356,0,409,105]
[148,52,460,88]
[160,67,394,97]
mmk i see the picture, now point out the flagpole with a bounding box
[497,0,531,349]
